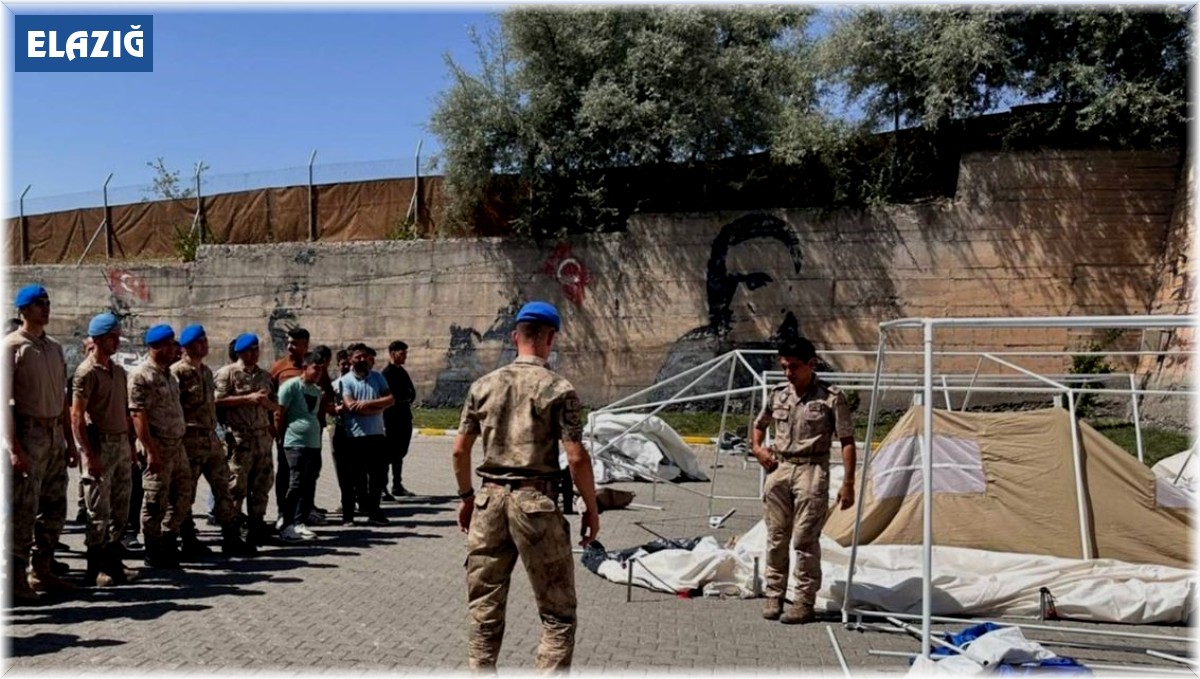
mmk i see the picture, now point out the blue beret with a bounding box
[87,312,120,337]
[144,324,175,346]
[515,301,561,331]
[233,332,259,353]
[14,284,47,309]
[179,324,206,347]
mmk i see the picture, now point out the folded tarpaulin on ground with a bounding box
[584,520,1196,624]
[567,412,709,484]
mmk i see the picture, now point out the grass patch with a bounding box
[413,407,1192,465]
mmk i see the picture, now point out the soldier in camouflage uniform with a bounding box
[215,333,279,547]
[171,324,254,558]
[4,284,79,603]
[129,324,193,569]
[751,337,857,624]
[71,313,139,586]
[452,301,600,672]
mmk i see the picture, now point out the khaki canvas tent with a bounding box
[823,407,1192,570]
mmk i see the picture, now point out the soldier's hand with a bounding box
[753,448,777,473]
[85,456,105,480]
[579,509,600,547]
[836,482,855,510]
[9,448,30,476]
[457,498,474,533]
[65,443,80,469]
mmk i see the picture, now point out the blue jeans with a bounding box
[282,447,322,527]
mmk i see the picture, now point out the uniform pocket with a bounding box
[473,493,490,510]
[516,492,558,514]
[802,403,832,435]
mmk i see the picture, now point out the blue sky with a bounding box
[8,9,502,211]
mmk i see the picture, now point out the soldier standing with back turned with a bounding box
[452,301,600,672]
[751,337,856,624]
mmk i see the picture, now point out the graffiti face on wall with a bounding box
[542,243,590,306]
[654,213,806,394]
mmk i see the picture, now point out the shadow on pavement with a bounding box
[8,632,125,657]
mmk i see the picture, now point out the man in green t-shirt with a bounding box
[274,351,327,541]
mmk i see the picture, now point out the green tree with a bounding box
[430,7,821,237]
[1002,8,1190,146]
[145,157,209,201]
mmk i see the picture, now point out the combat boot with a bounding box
[761,597,783,620]
[28,554,76,594]
[220,524,256,557]
[179,523,213,560]
[104,543,139,584]
[161,532,183,568]
[779,602,816,625]
[50,558,70,576]
[143,537,182,570]
[9,557,39,606]
[83,547,115,588]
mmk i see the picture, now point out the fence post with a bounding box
[192,161,205,243]
[18,184,30,264]
[307,149,318,241]
[102,173,114,259]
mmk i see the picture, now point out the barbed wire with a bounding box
[6,156,425,218]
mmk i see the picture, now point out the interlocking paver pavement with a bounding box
[4,437,1191,675]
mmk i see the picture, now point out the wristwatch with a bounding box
[457,488,475,500]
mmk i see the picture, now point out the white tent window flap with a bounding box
[871,435,986,501]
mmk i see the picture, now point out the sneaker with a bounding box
[275,516,286,532]
[293,524,317,540]
[279,525,304,542]
[380,490,395,502]
[122,534,142,550]
[393,485,417,498]
[313,505,329,515]
[366,515,390,527]
[307,511,325,526]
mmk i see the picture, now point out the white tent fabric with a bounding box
[1153,449,1197,492]
[590,518,1195,624]
[568,413,708,484]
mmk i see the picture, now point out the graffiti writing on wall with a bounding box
[541,244,590,306]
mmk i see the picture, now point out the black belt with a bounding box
[482,478,555,493]
[774,452,830,465]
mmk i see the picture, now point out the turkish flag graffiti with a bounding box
[106,269,151,303]
[541,244,590,306]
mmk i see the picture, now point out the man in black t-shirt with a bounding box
[381,340,417,499]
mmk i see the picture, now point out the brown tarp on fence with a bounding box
[6,175,458,264]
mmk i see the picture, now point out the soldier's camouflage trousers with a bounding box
[228,429,274,519]
[182,430,236,526]
[6,418,68,563]
[82,433,133,548]
[762,458,830,605]
[465,485,576,672]
[140,437,192,542]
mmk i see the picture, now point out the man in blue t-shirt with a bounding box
[334,344,394,525]
[275,351,327,541]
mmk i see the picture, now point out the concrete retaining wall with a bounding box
[9,149,1191,427]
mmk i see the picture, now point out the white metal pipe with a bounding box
[881,315,1196,330]
[849,609,1189,643]
[921,320,934,658]
[842,331,888,623]
[601,383,764,414]
[1146,650,1199,666]
[588,354,733,460]
[826,626,852,678]
[599,352,731,412]
[864,652,1192,675]
[888,616,971,658]
[732,350,770,386]
[961,355,984,411]
[941,375,952,409]
[1130,373,1145,464]
[980,353,1073,391]
[1066,391,1095,559]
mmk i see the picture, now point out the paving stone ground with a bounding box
[4,436,1192,676]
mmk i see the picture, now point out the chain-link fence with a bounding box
[7,155,427,218]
